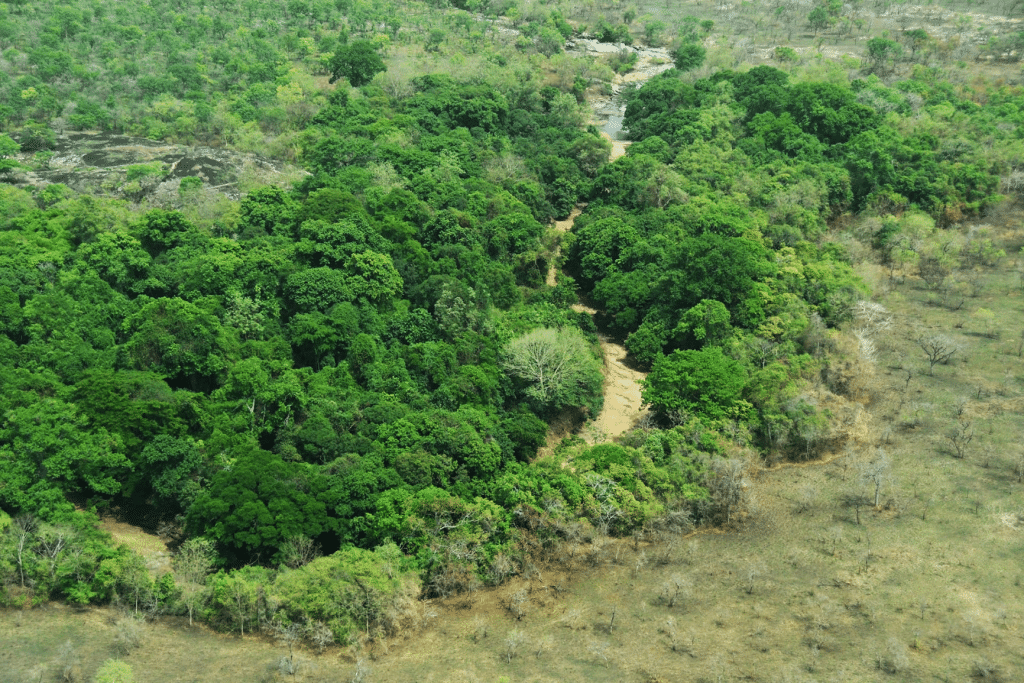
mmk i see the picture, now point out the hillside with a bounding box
[2,0,1024,681]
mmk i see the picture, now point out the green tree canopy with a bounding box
[501,327,603,416]
[328,40,386,86]
[642,347,746,420]
[672,43,706,72]
[186,447,329,564]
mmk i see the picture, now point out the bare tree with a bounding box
[534,633,554,658]
[501,327,603,412]
[703,458,751,525]
[12,515,36,589]
[273,619,305,676]
[113,616,143,656]
[560,607,585,630]
[306,620,334,654]
[118,554,151,616]
[504,589,529,621]
[880,637,910,673]
[948,420,974,459]
[584,474,623,535]
[504,628,528,663]
[350,658,371,683]
[860,448,892,507]
[632,551,647,578]
[793,484,818,514]
[918,334,960,374]
[588,640,611,667]
[741,562,765,595]
[34,524,73,584]
[659,574,692,608]
[55,641,79,683]
[280,535,320,569]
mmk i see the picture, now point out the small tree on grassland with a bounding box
[173,538,215,626]
[918,334,960,374]
[92,660,134,683]
[860,448,891,507]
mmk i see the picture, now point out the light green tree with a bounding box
[0,134,20,176]
[502,328,603,415]
[93,659,134,683]
[173,538,216,626]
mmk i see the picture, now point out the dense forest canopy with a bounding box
[2,0,1023,649]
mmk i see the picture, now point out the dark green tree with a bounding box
[328,40,386,86]
[866,38,902,74]
[642,347,746,420]
[186,447,329,564]
[672,43,706,72]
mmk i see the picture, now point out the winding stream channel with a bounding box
[545,45,672,440]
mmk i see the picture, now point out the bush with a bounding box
[93,660,134,683]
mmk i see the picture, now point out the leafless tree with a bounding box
[55,641,79,683]
[534,634,554,658]
[303,620,333,653]
[560,607,585,630]
[280,534,321,569]
[647,507,694,537]
[703,458,751,525]
[273,619,304,676]
[659,574,692,608]
[487,553,517,586]
[118,553,151,616]
[504,589,529,621]
[860,448,892,507]
[1013,452,1024,483]
[584,474,623,535]
[742,562,765,595]
[12,514,37,589]
[588,640,611,667]
[810,527,835,560]
[350,658,371,683]
[948,419,974,459]
[114,616,144,656]
[852,301,894,336]
[918,334,960,374]
[746,336,781,368]
[33,524,72,584]
[632,551,647,578]
[880,637,910,673]
[472,615,489,642]
[663,617,697,656]
[504,628,527,663]
[793,484,818,514]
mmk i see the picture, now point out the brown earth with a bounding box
[547,190,649,444]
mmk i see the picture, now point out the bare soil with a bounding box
[547,200,649,444]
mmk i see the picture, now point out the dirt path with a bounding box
[546,198,648,443]
[588,335,649,440]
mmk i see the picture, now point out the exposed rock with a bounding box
[9,131,304,202]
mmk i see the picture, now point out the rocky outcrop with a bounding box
[8,131,302,202]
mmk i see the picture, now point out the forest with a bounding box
[2,0,1024,679]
